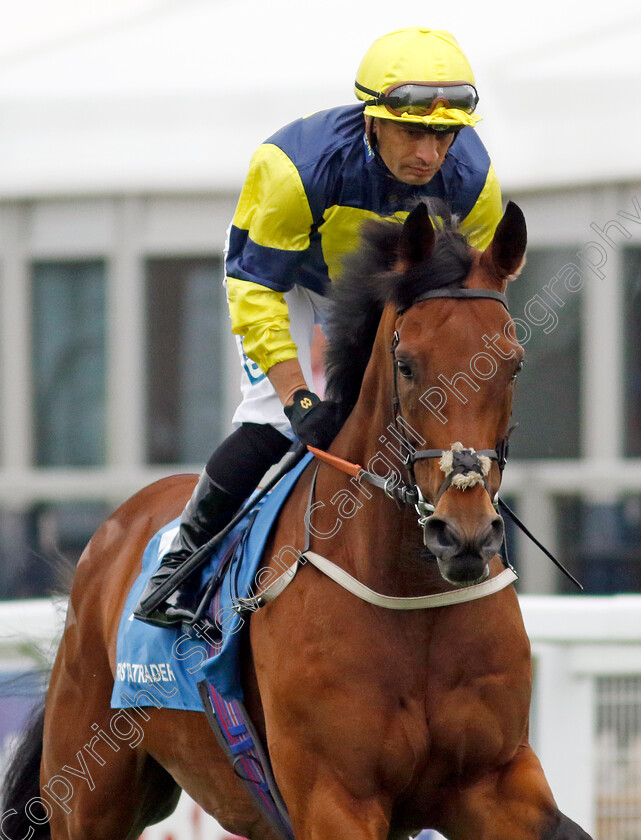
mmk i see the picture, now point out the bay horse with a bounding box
[3,202,593,840]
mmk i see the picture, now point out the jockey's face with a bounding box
[370,118,456,185]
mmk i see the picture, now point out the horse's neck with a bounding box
[317,309,434,586]
[330,306,396,472]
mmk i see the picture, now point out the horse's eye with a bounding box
[512,360,524,379]
[397,360,413,379]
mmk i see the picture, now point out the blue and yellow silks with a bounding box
[226,104,502,374]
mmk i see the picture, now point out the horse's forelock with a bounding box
[324,211,473,418]
[389,230,474,312]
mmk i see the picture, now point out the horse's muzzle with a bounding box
[422,514,505,586]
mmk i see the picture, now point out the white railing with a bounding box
[524,596,641,839]
[3,596,641,839]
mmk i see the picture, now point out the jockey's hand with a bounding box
[284,389,341,450]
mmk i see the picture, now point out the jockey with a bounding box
[135,26,503,627]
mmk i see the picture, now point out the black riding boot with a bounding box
[134,472,239,627]
[134,422,292,628]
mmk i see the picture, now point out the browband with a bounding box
[399,287,509,314]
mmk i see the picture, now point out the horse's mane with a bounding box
[324,201,474,421]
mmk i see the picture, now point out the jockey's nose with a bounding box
[414,134,441,163]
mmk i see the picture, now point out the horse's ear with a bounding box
[481,201,527,285]
[399,202,435,267]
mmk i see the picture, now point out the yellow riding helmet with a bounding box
[355,27,481,128]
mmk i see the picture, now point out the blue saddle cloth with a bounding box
[110,454,312,712]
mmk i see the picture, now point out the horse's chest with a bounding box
[376,675,530,830]
[379,641,532,796]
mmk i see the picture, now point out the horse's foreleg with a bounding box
[437,745,594,840]
[279,771,392,840]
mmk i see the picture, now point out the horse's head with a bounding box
[388,201,526,585]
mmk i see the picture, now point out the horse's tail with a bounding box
[2,702,51,839]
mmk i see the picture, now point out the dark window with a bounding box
[623,248,641,456]
[556,496,641,594]
[507,248,582,459]
[32,261,106,466]
[145,257,226,464]
[0,502,110,599]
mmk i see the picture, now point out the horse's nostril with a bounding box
[485,516,505,556]
[423,515,504,562]
[422,517,458,557]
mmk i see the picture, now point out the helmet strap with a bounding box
[355,80,381,100]
[364,116,378,151]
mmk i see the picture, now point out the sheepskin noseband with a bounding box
[439,442,493,490]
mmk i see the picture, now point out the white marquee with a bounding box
[1,0,640,196]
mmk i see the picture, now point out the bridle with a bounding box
[389,286,512,532]
[232,284,522,617]
[230,282,580,619]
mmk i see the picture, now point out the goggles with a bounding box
[356,80,479,118]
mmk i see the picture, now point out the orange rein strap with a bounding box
[306,446,362,478]
[306,445,423,507]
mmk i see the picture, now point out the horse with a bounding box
[2,201,594,840]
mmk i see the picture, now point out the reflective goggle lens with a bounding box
[377,82,478,117]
